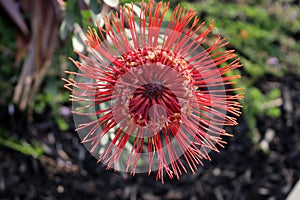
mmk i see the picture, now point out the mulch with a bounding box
[0,75,299,200]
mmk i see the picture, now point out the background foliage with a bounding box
[0,0,299,199]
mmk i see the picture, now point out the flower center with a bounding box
[110,48,195,134]
[143,82,165,99]
[128,82,180,127]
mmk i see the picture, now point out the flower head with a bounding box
[64,0,243,183]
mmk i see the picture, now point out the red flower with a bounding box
[64,0,243,183]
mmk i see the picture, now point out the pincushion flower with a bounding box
[64,0,243,183]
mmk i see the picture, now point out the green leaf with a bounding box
[59,19,69,40]
[84,0,102,14]
[103,0,119,8]
[65,0,83,29]
[267,89,281,100]
[120,0,143,4]
[56,117,69,131]
[72,23,86,53]
[0,129,43,158]
[266,107,281,118]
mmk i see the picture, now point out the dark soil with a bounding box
[0,75,299,200]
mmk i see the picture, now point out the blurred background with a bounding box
[0,0,299,199]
